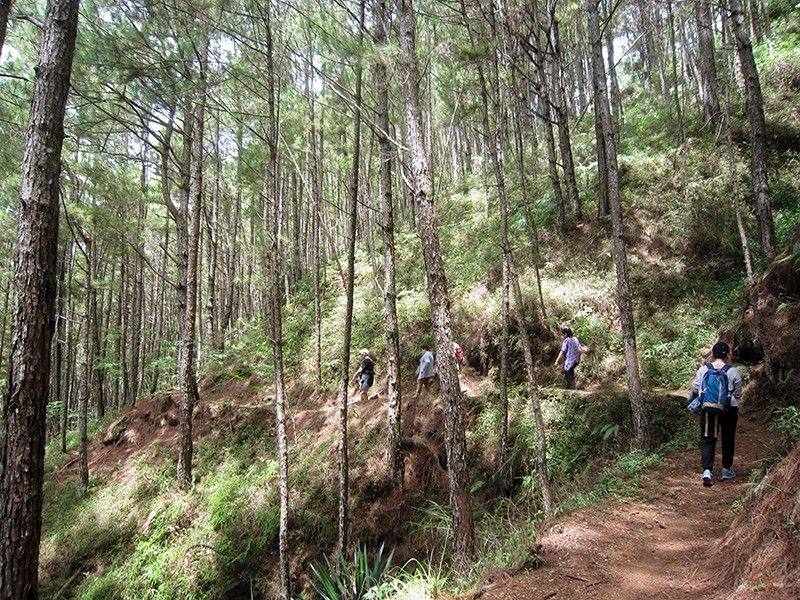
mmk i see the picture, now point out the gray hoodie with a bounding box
[691,362,744,407]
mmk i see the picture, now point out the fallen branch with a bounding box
[53,570,82,599]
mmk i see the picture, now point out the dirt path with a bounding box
[472,412,773,600]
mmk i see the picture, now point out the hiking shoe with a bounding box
[721,468,736,480]
[702,469,714,487]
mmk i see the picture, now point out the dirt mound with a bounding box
[708,252,800,598]
[749,253,800,371]
[713,441,800,599]
[53,374,269,480]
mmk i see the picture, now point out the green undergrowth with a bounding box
[405,389,697,582]
[40,418,319,599]
[39,12,800,596]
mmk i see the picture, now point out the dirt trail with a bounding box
[473,412,774,600]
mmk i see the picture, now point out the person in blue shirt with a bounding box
[554,327,581,390]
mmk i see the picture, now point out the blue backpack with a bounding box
[700,364,732,415]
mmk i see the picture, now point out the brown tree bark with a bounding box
[729,0,775,261]
[509,266,554,515]
[603,0,622,139]
[459,0,510,473]
[150,217,170,394]
[373,0,403,489]
[206,110,221,350]
[78,248,92,491]
[510,61,547,322]
[527,22,566,232]
[0,1,79,596]
[0,0,14,59]
[54,242,69,454]
[303,35,324,395]
[177,35,208,490]
[547,0,581,220]
[260,4,290,595]
[668,0,685,144]
[88,241,104,419]
[398,0,474,572]
[695,0,721,125]
[0,279,8,389]
[63,251,77,443]
[337,0,365,556]
[589,0,651,451]
[723,56,776,385]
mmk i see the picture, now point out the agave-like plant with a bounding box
[309,542,395,600]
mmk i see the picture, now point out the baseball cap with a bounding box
[711,341,730,359]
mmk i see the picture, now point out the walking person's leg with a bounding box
[721,407,739,479]
[565,367,576,390]
[700,412,718,486]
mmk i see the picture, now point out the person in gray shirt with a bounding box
[414,344,435,398]
[691,341,743,487]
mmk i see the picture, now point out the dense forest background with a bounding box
[0,0,799,598]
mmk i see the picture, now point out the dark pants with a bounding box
[564,366,576,390]
[700,407,739,471]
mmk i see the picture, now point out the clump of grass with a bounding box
[561,449,665,513]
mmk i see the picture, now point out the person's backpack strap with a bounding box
[720,363,732,397]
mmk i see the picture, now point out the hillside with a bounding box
[1,0,800,599]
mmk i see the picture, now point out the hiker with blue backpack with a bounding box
[688,341,744,487]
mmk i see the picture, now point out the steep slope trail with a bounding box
[471,411,777,600]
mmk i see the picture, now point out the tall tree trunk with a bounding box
[668,1,685,144]
[373,0,403,489]
[0,1,79,596]
[729,0,775,261]
[398,0,474,572]
[485,0,553,509]
[723,53,776,385]
[530,32,566,233]
[65,310,78,436]
[0,278,9,385]
[118,260,129,407]
[262,4,290,595]
[337,0,365,555]
[0,0,14,59]
[547,0,581,220]
[592,51,610,219]
[101,264,115,403]
[89,243,104,419]
[695,0,721,126]
[150,217,170,393]
[305,36,324,395]
[509,266,554,515]
[78,248,92,491]
[129,198,144,407]
[53,242,69,453]
[63,252,77,442]
[177,37,208,490]
[747,0,763,45]
[511,62,547,322]
[206,110,221,350]
[459,0,510,473]
[603,0,622,138]
[589,0,651,451]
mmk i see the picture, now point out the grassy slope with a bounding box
[39,21,800,600]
